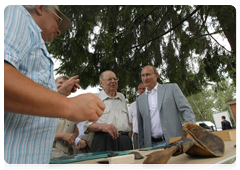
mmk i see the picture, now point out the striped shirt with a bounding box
[4,5,58,164]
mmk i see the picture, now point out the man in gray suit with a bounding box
[136,65,196,149]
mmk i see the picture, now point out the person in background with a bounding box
[84,70,132,152]
[51,76,80,158]
[4,5,105,164]
[136,65,196,149]
[221,116,232,130]
[128,82,146,149]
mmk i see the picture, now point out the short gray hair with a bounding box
[99,70,113,80]
[23,5,56,12]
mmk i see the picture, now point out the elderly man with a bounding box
[84,70,133,152]
[136,65,196,149]
[4,5,105,164]
[128,82,146,149]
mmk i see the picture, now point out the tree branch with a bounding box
[188,30,224,40]
[206,29,233,54]
[149,6,173,38]
[131,5,204,49]
[200,12,233,54]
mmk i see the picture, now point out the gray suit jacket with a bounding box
[136,83,196,148]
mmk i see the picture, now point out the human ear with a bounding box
[99,80,103,87]
[35,5,44,16]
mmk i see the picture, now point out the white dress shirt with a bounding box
[128,101,138,134]
[145,83,163,138]
[84,90,131,132]
[75,121,85,145]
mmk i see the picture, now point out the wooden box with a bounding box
[212,129,236,141]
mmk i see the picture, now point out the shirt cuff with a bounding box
[75,137,81,146]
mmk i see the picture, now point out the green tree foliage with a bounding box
[187,88,215,122]
[47,5,236,103]
[187,80,236,123]
[212,80,236,113]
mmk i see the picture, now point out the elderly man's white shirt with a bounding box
[84,90,131,132]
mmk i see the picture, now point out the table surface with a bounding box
[68,140,236,164]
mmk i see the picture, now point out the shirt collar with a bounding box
[145,83,158,95]
[101,90,122,101]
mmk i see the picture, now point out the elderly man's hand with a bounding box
[100,124,119,140]
[56,132,76,146]
[75,140,87,150]
[57,75,80,96]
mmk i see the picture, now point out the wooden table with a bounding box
[69,140,236,164]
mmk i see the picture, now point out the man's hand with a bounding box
[67,93,105,122]
[57,75,80,96]
[88,123,118,140]
[55,132,76,146]
[4,63,105,122]
[100,124,119,139]
[75,140,87,150]
[73,125,79,138]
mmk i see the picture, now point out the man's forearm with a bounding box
[4,62,70,119]
[87,123,104,132]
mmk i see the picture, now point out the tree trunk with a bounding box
[215,6,236,57]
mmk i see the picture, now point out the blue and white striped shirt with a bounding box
[4,5,58,164]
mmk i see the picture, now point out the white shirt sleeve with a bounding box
[75,122,85,145]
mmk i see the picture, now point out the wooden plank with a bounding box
[169,137,181,143]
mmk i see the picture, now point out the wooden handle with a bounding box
[143,146,178,164]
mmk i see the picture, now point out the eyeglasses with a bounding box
[49,8,62,26]
[101,78,119,82]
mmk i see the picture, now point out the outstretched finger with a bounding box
[74,82,80,89]
[70,75,79,80]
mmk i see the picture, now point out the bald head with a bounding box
[99,70,118,96]
[99,70,115,80]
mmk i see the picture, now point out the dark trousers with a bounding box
[133,133,139,149]
[90,132,133,152]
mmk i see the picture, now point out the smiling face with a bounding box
[36,6,61,43]
[141,66,158,91]
[100,71,118,94]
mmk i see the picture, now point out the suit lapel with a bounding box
[158,84,166,112]
[139,93,150,117]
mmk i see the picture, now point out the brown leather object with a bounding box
[143,122,225,164]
